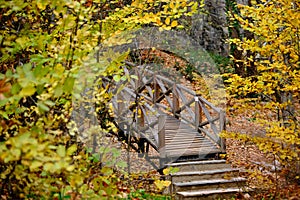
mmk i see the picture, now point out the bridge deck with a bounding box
[164,115,221,158]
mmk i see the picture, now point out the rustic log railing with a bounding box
[111,65,226,160]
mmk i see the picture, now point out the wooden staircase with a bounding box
[165,160,251,200]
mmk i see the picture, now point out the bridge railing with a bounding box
[112,65,226,154]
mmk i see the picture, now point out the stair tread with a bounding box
[166,149,221,157]
[177,187,250,197]
[166,145,214,150]
[166,159,226,167]
[173,177,246,186]
[171,168,239,176]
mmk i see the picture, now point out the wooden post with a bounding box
[153,75,160,104]
[137,105,145,128]
[194,96,200,131]
[172,84,179,118]
[117,94,125,116]
[137,105,145,156]
[158,114,166,168]
[219,110,226,152]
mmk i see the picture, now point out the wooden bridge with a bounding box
[109,63,226,169]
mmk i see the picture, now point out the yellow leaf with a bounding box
[165,17,170,25]
[171,20,178,27]
[20,85,36,96]
[154,180,171,190]
[170,2,174,9]
[163,168,170,175]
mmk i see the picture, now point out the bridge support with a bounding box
[158,114,166,168]
[172,84,180,118]
[219,110,226,152]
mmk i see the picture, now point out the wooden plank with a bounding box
[198,96,221,112]
[165,137,204,141]
[195,98,200,130]
[166,141,212,146]
[199,103,219,139]
[145,85,154,99]
[199,117,219,127]
[176,84,196,96]
[165,134,201,138]
[166,145,213,150]
[175,115,195,127]
[172,84,179,115]
[165,134,205,138]
[158,115,166,158]
[198,127,218,144]
[165,141,207,145]
[165,140,209,144]
[166,146,220,153]
[155,103,169,111]
[176,87,195,120]
[165,131,202,135]
[165,131,200,136]
[166,149,221,157]
[155,74,175,86]
[219,110,226,152]
[165,140,207,144]
[174,98,194,114]
[166,145,215,151]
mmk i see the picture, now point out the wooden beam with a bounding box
[219,110,226,152]
[158,115,166,158]
[172,84,180,117]
[194,97,201,130]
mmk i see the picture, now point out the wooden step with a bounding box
[165,131,201,136]
[165,136,206,141]
[166,160,230,172]
[165,140,210,145]
[170,168,240,182]
[176,187,251,200]
[165,138,206,142]
[166,149,220,158]
[165,143,214,150]
[165,132,206,139]
[173,177,247,192]
[166,146,215,152]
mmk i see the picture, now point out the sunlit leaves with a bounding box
[224,0,300,188]
[0,0,201,198]
[154,180,171,190]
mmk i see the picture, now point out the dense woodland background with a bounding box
[0,0,299,199]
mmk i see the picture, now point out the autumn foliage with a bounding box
[0,0,200,199]
[223,0,300,197]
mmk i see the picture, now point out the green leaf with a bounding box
[20,85,36,96]
[43,163,53,171]
[54,85,63,97]
[11,83,21,95]
[66,144,77,156]
[130,75,138,80]
[37,102,49,112]
[113,74,121,82]
[63,77,75,93]
[30,160,43,171]
[0,111,9,120]
[44,100,55,106]
[57,145,66,157]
